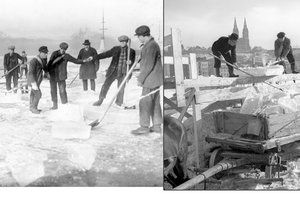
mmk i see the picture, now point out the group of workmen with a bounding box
[212,32,298,77]
[2,25,162,135]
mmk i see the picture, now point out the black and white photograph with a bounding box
[0,0,163,187]
[164,0,300,190]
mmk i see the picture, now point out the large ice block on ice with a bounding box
[48,104,84,122]
[6,148,47,186]
[51,121,91,139]
[66,143,96,170]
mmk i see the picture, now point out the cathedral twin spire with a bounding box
[233,17,249,40]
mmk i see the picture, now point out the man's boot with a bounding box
[150,125,162,133]
[30,107,41,114]
[51,102,58,110]
[215,68,222,77]
[291,63,299,74]
[131,126,150,135]
[228,67,239,77]
[93,97,104,106]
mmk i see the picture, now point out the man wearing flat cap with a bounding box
[275,32,298,74]
[77,40,99,91]
[131,25,163,135]
[92,35,136,107]
[27,46,48,114]
[47,42,91,109]
[212,33,239,77]
[3,45,23,92]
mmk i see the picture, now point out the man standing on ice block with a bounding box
[92,35,136,107]
[77,40,99,91]
[275,32,298,74]
[47,42,92,110]
[131,25,163,135]
[27,46,48,114]
[212,33,239,77]
[3,45,23,92]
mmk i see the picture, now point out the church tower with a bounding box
[242,18,249,40]
[233,17,239,36]
[233,17,251,53]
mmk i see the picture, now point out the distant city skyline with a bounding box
[165,0,300,49]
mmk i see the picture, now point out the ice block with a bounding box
[51,121,91,139]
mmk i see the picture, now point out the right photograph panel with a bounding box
[163,0,300,190]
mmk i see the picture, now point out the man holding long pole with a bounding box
[3,45,23,92]
[92,35,136,107]
[131,25,163,135]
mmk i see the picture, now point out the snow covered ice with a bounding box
[51,121,91,139]
[0,61,162,186]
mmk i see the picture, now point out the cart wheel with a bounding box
[209,148,224,179]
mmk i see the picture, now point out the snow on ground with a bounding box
[0,61,162,186]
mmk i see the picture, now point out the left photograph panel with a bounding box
[0,0,163,187]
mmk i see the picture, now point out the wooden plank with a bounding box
[171,28,186,107]
[189,53,198,79]
[192,97,201,169]
[164,56,189,65]
[178,89,195,122]
[163,96,192,118]
[264,134,300,150]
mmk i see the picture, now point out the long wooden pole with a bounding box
[123,39,131,105]
[90,59,140,127]
[1,64,21,79]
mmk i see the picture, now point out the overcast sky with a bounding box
[0,0,162,40]
[165,0,300,49]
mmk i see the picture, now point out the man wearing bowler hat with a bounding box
[92,35,136,107]
[77,40,99,91]
[131,25,163,135]
[3,45,23,92]
[27,46,48,114]
[47,42,91,110]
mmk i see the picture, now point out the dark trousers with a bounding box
[5,71,18,91]
[212,50,234,76]
[278,52,296,73]
[83,79,95,91]
[99,71,126,106]
[30,88,42,109]
[139,87,162,128]
[50,78,68,104]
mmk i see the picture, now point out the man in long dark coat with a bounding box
[77,40,99,91]
[92,35,136,107]
[47,42,91,110]
[3,45,23,92]
[212,33,239,77]
[274,32,298,74]
[131,26,163,135]
[27,46,48,114]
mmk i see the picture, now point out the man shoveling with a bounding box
[92,35,136,108]
[27,46,49,114]
[274,32,298,74]
[212,33,239,77]
[3,45,23,92]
